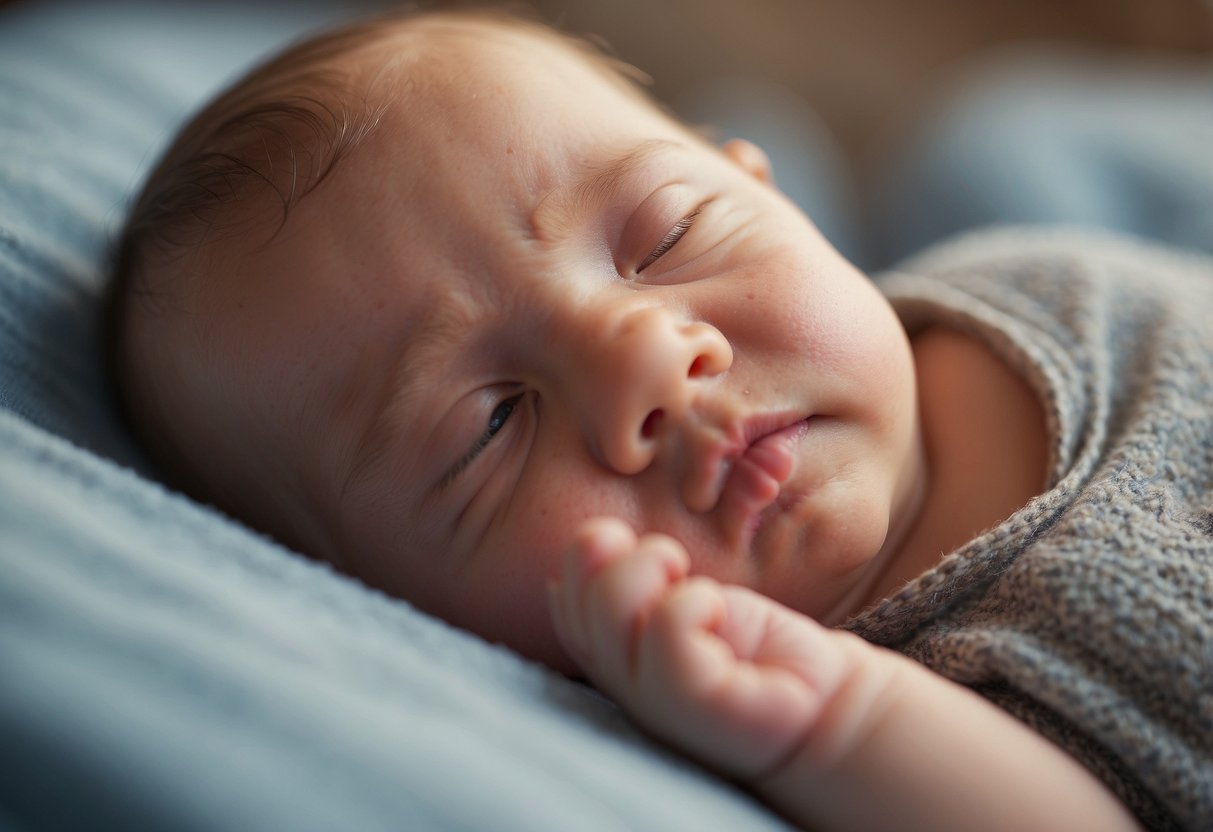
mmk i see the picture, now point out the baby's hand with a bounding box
[552,522,1146,832]
[548,517,874,781]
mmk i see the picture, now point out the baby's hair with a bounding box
[115,21,390,283]
[104,4,659,546]
[109,6,655,294]
[104,7,411,513]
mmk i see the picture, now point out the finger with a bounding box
[635,580,829,776]
[637,578,830,720]
[550,517,637,667]
[568,517,637,584]
[717,586,852,698]
[634,575,732,701]
[581,533,691,687]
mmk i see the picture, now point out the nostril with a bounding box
[682,322,732,379]
[641,409,663,439]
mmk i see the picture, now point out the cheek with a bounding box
[450,461,637,668]
[448,524,564,668]
[794,265,914,413]
[844,296,913,390]
[723,243,859,366]
[501,458,650,582]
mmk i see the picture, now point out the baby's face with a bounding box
[184,20,923,673]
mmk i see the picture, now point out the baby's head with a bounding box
[109,8,924,673]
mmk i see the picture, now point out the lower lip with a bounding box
[723,419,810,542]
[748,420,808,479]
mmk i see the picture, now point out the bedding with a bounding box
[0,2,793,829]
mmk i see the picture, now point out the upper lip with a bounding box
[683,411,807,514]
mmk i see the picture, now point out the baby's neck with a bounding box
[856,326,1049,613]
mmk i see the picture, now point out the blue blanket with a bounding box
[0,2,791,828]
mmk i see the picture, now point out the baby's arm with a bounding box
[548,518,1142,832]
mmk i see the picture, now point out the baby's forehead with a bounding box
[362,13,595,78]
[192,13,671,352]
[356,12,646,118]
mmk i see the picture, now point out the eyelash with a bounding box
[460,393,522,467]
[638,206,702,273]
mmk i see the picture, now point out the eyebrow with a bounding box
[528,138,679,241]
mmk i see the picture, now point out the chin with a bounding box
[792,486,894,611]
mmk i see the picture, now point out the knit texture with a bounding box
[850,228,1213,831]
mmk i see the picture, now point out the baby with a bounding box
[107,8,1212,831]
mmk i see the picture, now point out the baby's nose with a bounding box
[575,305,731,475]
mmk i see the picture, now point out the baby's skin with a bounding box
[117,12,1144,830]
[550,517,1141,831]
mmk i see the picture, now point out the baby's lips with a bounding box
[718,419,808,546]
[746,429,797,484]
[723,421,804,510]
[725,453,782,512]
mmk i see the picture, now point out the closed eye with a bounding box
[638,207,701,273]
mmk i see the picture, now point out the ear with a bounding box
[721,138,774,186]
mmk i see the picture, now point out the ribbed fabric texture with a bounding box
[852,228,1213,831]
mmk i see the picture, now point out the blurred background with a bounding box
[4,0,1208,266]
[528,0,1212,176]
[524,0,1213,266]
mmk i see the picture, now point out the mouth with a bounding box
[717,416,810,545]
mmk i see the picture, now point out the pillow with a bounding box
[0,0,370,467]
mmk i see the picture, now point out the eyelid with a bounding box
[617,183,690,271]
[637,205,703,273]
[437,391,523,492]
